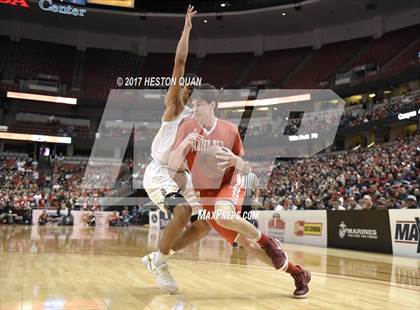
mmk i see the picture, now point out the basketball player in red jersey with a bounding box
[168,84,311,298]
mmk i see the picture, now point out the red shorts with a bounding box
[199,177,245,244]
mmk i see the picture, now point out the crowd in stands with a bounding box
[242,91,420,137]
[0,157,132,224]
[0,157,43,224]
[339,92,420,128]
[2,134,418,225]
[251,134,420,211]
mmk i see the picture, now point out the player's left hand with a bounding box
[215,147,243,172]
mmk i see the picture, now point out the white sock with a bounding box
[153,250,175,267]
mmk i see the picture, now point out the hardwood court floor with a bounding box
[0,225,419,310]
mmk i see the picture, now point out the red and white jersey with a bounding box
[172,117,244,191]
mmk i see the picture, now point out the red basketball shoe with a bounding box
[291,266,311,298]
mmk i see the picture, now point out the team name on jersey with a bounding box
[193,139,224,152]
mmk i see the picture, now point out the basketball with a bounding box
[196,145,226,179]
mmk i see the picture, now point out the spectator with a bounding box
[406,195,419,209]
[361,195,373,210]
[38,210,49,225]
[346,197,362,210]
[332,200,346,210]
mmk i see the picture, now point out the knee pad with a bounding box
[164,191,188,214]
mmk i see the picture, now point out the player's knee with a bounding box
[236,235,248,247]
[214,217,230,228]
[173,204,192,224]
[164,192,191,223]
[194,220,211,236]
[236,235,256,251]
[214,200,239,228]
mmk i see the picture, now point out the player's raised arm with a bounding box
[164,5,197,109]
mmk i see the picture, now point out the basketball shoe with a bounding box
[291,266,311,298]
[142,252,179,294]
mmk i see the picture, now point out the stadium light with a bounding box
[7,91,77,105]
[218,94,311,109]
[0,132,72,144]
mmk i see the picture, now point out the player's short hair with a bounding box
[191,83,219,109]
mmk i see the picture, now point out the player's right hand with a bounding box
[184,5,197,30]
[182,129,204,149]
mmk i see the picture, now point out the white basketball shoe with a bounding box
[142,252,179,294]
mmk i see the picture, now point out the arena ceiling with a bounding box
[0,0,419,38]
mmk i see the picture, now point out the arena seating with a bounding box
[349,24,420,69]
[0,36,12,79]
[81,48,140,100]
[382,37,420,75]
[198,52,254,88]
[15,39,76,86]
[8,121,89,139]
[0,24,418,99]
[287,37,371,88]
[243,47,311,86]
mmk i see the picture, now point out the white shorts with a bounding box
[143,159,201,216]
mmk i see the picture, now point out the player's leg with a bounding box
[143,166,195,261]
[156,192,192,258]
[214,200,258,239]
[212,178,263,240]
[235,234,273,266]
[142,165,189,293]
[142,191,191,294]
[169,171,211,252]
[212,183,287,270]
[235,235,311,298]
[142,167,204,293]
[172,218,211,252]
[210,200,287,269]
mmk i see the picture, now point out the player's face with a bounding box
[192,98,214,124]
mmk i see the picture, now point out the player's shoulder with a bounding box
[179,117,198,129]
[180,117,195,125]
[217,119,239,132]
